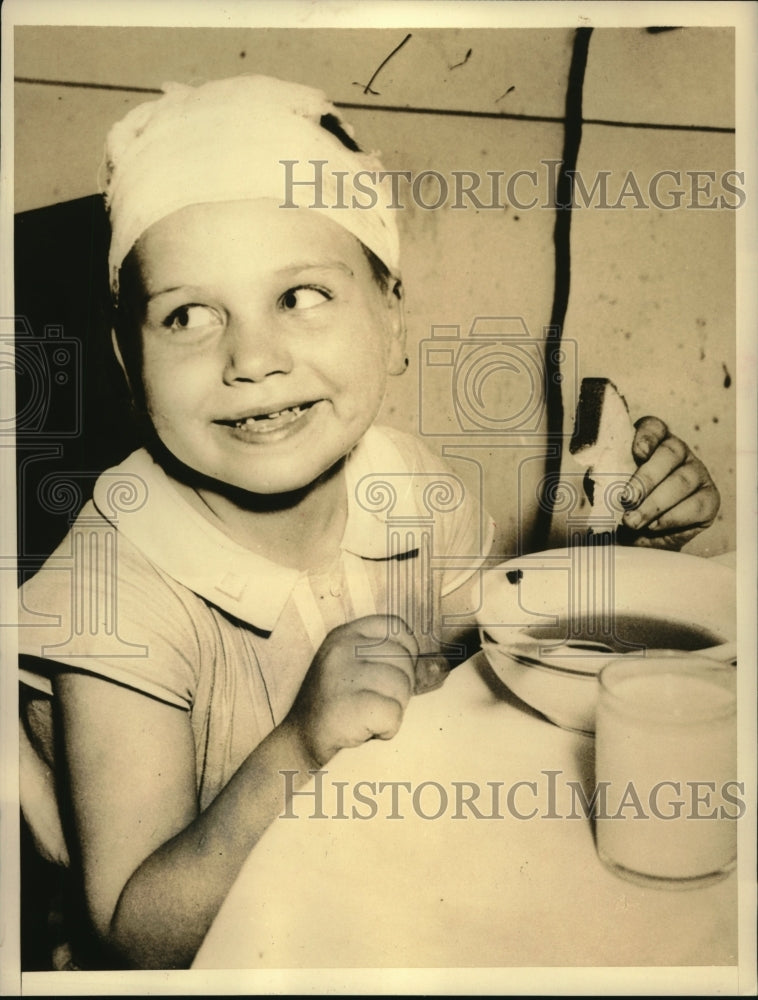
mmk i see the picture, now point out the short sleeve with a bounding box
[18,504,202,709]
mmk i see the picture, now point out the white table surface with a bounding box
[192,648,737,971]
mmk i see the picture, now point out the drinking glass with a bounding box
[595,655,738,889]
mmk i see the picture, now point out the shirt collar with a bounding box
[92,426,417,632]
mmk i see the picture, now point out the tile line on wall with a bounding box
[14,77,734,134]
[15,76,163,95]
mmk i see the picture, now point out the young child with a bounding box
[18,74,719,970]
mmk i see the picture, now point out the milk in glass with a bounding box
[595,657,737,888]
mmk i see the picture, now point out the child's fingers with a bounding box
[413,655,451,695]
[628,485,719,535]
[623,453,715,531]
[622,418,720,545]
[348,618,450,696]
[632,526,704,550]
[346,616,420,686]
[631,415,669,464]
[350,689,405,742]
[352,614,420,660]
[622,432,689,510]
[347,646,420,742]
[354,657,414,708]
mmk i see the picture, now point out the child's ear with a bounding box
[386,279,408,376]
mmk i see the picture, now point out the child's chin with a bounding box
[223,459,345,499]
[251,469,339,497]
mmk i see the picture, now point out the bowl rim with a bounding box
[480,635,615,677]
[475,546,736,640]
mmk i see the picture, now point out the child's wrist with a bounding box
[277,713,331,772]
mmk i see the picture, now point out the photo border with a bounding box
[1,1,755,996]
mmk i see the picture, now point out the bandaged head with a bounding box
[101,74,401,296]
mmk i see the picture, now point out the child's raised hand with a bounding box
[287,615,427,767]
[620,416,720,550]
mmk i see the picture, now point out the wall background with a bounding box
[14,25,736,557]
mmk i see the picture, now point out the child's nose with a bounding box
[222,320,294,383]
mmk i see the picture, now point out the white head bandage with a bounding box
[101,74,400,295]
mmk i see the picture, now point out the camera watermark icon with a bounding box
[0,316,82,439]
[418,316,577,437]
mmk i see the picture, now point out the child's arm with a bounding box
[54,615,418,969]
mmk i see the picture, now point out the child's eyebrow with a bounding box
[144,261,356,302]
[277,260,355,278]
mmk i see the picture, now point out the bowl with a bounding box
[475,546,736,735]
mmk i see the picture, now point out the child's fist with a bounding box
[288,615,420,766]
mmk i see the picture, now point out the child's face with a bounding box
[125,199,405,496]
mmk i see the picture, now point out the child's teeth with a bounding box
[267,406,301,420]
[235,405,304,429]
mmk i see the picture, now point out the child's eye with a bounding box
[163,304,222,332]
[279,286,331,311]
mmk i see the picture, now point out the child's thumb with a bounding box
[413,654,451,695]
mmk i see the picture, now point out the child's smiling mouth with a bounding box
[216,400,320,438]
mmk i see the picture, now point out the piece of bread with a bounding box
[569,378,637,526]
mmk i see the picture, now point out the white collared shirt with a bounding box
[19,426,493,861]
